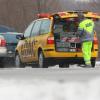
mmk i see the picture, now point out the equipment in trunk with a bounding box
[53,18,81,52]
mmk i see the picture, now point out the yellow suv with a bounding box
[15,11,100,68]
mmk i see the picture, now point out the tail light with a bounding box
[0,39,6,47]
[93,37,98,45]
[47,36,54,44]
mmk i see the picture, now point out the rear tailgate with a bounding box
[53,13,100,53]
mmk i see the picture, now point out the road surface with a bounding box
[0,63,100,82]
[0,63,100,100]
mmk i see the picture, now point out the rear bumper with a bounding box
[44,50,98,58]
[43,49,98,65]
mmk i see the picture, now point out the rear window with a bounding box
[0,33,19,43]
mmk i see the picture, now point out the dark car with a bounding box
[0,32,22,67]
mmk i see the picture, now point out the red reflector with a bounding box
[93,38,98,44]
[0,39,6,47]
[47,37,54,44]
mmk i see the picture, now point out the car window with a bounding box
[24,21,35,37]
[31,20,42,36]
[40,19,51,34]
[0,33,19,43]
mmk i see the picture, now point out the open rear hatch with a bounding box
[53,13,100,52]
[53,17,81,52]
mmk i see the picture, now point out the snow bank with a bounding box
[0,78,100,100]
[96,61,100,67]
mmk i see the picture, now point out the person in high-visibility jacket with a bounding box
[78,13,95,67]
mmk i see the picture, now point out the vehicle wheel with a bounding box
[59,63,69,68]
[91,59,96,68]
[32,63,38,68]
[0,62,4,68]
[38,51,48,68]
[15,54,25,68]
[0,58,5,68]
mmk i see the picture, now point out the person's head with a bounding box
[77,13,85,22]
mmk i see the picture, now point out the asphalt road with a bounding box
[0,64,100,83]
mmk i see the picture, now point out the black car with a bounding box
[0,32,22,67]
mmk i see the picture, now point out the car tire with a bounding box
[15,54,25,68]
[0,62,4,68]
[59,63,69,68]
[32,63,38,68]
[38,51,48,68]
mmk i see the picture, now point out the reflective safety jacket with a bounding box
[78,19,95,42]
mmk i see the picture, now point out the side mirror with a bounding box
[16,34,25,40]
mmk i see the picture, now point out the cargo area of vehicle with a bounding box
[53,17,82,52]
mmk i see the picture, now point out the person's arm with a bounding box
[77,23,84,37]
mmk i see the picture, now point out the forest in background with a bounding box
[0,0,99,32]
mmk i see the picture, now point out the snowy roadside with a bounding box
[0,61,100,100]
[0,76,100,100]
[96,61,100,67]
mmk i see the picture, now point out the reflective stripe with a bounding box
[79,19,94,33]
[78,19,94,42]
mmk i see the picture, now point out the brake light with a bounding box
[0,39,6,47]
[47,36,54,44]
[93,38,98,45]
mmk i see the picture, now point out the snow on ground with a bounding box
[0,78,100,100]
[96,61,100,67]
[0,61,100,100]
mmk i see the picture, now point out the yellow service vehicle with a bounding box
[15,11,100,68]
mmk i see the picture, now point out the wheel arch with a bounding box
[15,50,18,55]
[38,47,42,56]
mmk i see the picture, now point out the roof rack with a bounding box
[37,11,100,19]
[67,10,89,14]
